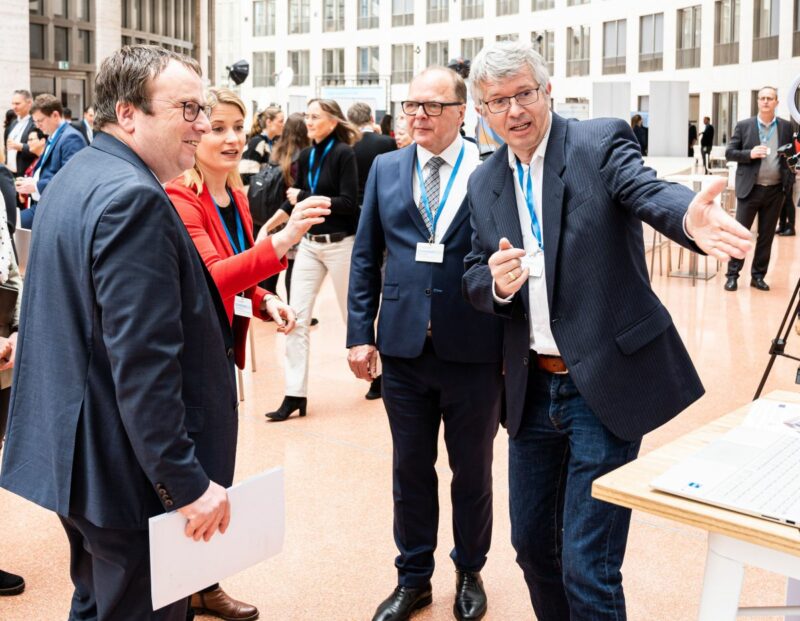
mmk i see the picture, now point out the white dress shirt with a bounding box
[412,136,480,242]
[7,114,30,173]
[494,112,560,356]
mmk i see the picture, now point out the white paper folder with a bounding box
[149,467,285,610]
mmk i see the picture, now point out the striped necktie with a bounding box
[418,156,445,235]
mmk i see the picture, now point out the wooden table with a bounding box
[593,390,800,620]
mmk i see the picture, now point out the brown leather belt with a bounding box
[534,352,569,374]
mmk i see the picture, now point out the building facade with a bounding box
[217,0,800,145]
[1,0,214,118]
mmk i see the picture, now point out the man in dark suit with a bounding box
[700,115,714,173]
[348,101,397,206]
[347,67,503,621]
[72,105,95,144]
[15,94,87,228]
[4,90,36,180]
[347,101,397,400]
[724,86,794,291]
[462,41,752,620]
[0,45,236,621]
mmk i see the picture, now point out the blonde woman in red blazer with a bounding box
[165,87,329,621]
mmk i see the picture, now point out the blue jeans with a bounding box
[509,368,641,621]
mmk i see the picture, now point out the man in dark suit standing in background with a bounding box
[347,67,503,621]
[4,90,36,183]
[724,86,795,291]
[0,45,237,621]
[14,94,87,228]
[462,41,752,621]
[700,115,714,173]
[347,101,397,401]
[71,105,95,144]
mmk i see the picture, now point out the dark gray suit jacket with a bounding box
[463,114,704,441]
[725,116,794,200]
[0,132,237,529]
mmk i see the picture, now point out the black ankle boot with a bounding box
[265,396,307,421]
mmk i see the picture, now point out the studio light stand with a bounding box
[753,276,800,399]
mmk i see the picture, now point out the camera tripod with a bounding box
[754,276,800,399]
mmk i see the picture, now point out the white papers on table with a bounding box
[149,467,285,611]
[742,400,800,435]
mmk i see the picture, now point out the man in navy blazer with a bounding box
[462,42,752,620]
[347,67,503,621]
[15,93,86,228]
[0,46,236,620]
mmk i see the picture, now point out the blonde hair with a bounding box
[181,87,246,195]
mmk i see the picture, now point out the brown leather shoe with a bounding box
[190,586,259,621]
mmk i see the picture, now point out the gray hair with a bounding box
[94,45,202,131]
[470,41,550,104]
[347,102,373,127]
[13,89,32,101]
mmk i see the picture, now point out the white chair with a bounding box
[14,227,31,276]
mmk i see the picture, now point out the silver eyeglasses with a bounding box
[483,88,541,114]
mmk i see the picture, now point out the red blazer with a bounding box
[166,179,287,369]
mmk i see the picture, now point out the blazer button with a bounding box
[522,357,528,366]
[158,489,168,497]
[424,288,431,296]
[226,347,234,358]
[164,499,174,508]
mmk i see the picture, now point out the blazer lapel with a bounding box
[400,145,431,240]
[441,198,469,245]
[486,146,530,313]
[487,145,525,251]
[542,114,567,306]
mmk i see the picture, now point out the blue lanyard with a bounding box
[213,189,246,255]
[758,118,777,144]
[36,121,67,171]
[415,144,465,242]
[307,138,335,193]
[515,158,543,251]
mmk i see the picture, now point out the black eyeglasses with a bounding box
[150,99,211,122]
[401,101,463,117]
[483,88,541,114]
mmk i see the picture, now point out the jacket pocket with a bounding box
[184,406,205,433]
[383,283,399,300]
[565,188,593,214]
[614,305,671,355]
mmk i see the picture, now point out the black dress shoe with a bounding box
[724,277,738,291]
[751,277,770,291]
[365,375,382,400]
[779,228,796,236]
[265,396,307,421]
[454,571,487,620]
[372,584,432,621]
[0,569,25,596]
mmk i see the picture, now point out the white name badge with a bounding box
[520,252,544,278]
[234,295,253,318]
[415,242,445,263]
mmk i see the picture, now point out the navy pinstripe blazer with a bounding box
[463,114,704,441]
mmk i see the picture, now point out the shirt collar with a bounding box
[416,135,464,169]
[508,112,553,171]
[360,125,374,133]
[757,114,777,127]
